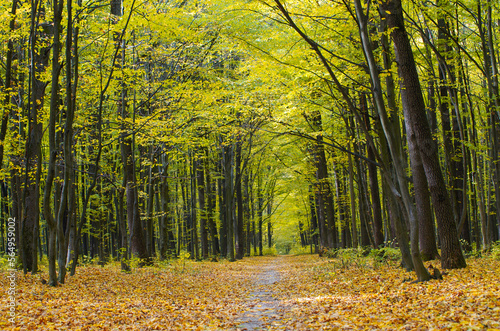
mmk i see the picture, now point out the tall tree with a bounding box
[114,0,149,263]
[24,0,52,274]
[380,0,466,269]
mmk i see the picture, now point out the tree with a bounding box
[380,0,466,269]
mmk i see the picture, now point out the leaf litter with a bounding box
[1,255,499,330]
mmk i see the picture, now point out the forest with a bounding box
[1,0,500,329]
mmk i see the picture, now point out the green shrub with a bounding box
[262,246,278,256]
[289,245,313,255]
[0,255,11,270]
[369,247,401,263]
[492,242,500,260]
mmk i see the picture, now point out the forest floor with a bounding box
[1,254,500,330]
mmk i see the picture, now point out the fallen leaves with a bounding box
[270,255,500,330]
[1,260,256,330]
[1,255,499,330]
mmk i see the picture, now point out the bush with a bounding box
[492,242,500,260]
[289,245,313,255]
[262,246,278,256]
[369,247,401,263]
[0,255,11,270]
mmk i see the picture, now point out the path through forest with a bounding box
[236,257,286,330]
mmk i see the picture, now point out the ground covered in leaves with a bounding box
[269,255,500,330]
[2,254,500,330]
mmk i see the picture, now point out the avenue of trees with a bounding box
[0,0,499,285]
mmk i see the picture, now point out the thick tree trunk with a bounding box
[437,16,467,246]
[484,0,500,243]
[355,0,424,277]
[23,4,51,274]
[381,0,466,269]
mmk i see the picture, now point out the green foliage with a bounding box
[262,246,278,256]
[0,255,13,270]
[288,245,313,256]
[491,242,500,261]
[369,246,402,263]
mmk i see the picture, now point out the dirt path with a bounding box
[235,258,286,330]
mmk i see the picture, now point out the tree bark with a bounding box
[235,139,245,259]
[205,149,219,257]
[380,0,466,269]
[223,143,235,261]
[23,0,51,274]
[354,0,423,276]
[361,94,384,247]
[0,0,18,170]
[197,151,208,259]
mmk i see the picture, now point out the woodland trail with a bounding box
[235,257,287,330]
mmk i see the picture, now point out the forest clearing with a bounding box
[2,254,500,330]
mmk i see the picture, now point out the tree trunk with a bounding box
[0,0,18,170]
[361,94,384,247]
[218,146,227,257]
[197,152,208,259]
[267,192,273,248]
[190,152,199,260]
[235,139,244,259]
[306,110,337,249]
[437,15,466,246]
[347,125,358,248]
[308,185,319,252]
[481,0,500,244]
[42,0,64,286]
[355,0,423,276]
[257,175,263,256]
[244,171,251,256]
[380,0,466,269]
[223,144,235,261]
[23,2,51,274]
[205,149,219,257]
[159,152,170,260]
